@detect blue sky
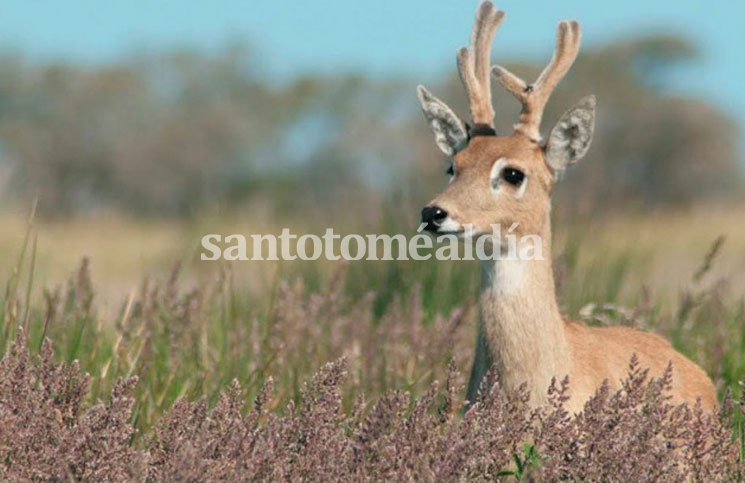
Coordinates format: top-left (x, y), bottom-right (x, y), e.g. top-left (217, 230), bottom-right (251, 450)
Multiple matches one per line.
top-left (1, 0), bottom-right (744, 138)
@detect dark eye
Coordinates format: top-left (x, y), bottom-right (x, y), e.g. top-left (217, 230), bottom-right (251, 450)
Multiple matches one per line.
top-left (501, 168), bottom-right (525, 187)
top-left (446, 165), bottom-right (454, 176)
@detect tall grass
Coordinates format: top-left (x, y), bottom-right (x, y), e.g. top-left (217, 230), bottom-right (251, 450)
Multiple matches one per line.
top-left (1, 213), bottom-right (744, 428)
top-left (0, 211), bottom-right (743, 479)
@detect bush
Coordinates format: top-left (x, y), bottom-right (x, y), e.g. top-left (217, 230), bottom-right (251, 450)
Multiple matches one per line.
top-left (0, 331), bottom-right (743, 481)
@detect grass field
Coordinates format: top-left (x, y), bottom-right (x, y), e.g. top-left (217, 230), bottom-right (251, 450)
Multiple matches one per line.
top-left (0, 206), bottom-right (743, 479)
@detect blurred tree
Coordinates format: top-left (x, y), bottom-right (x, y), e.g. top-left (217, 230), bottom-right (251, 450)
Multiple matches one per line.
top-left (422, 34), bottom-right (742, 216)
top-left (0, 33), bottom-right (740, 218)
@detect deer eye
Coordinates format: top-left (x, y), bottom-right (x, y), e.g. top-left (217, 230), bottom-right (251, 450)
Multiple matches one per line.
top-left (446, 165), bottom-right (454, 176)
top-left (501, 168), bottom-right (525, 187)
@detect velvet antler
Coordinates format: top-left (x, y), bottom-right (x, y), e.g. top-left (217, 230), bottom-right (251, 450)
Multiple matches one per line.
top-left (457, 2), bottom-right (505, 130)
top-left (492, 20), bottom-right (582, 141)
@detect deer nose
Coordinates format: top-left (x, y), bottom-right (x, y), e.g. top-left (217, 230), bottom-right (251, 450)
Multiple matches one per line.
top-left (421, 206), bottom-right (448, 232)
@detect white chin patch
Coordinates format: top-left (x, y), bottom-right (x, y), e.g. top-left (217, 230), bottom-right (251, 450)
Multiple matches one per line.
top-left (437, 217), bottom-right (462, 234)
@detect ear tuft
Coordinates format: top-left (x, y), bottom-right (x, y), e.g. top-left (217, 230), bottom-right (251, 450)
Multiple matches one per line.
top-left (544, 95), bottom-right (596, 173)
top-left (416, 85), bottom-right (469, 156)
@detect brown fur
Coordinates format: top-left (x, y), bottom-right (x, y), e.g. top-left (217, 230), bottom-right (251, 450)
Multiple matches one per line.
top-left (434, 135), bottom-right (717, 414)
top-left (565, 323), bottom-right (718, 412)
top-left (420, 3), bottom-right (717, 413)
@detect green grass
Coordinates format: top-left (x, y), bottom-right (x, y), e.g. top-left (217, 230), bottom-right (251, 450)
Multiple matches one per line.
top-left (0, 208), bottom-right (743, 436)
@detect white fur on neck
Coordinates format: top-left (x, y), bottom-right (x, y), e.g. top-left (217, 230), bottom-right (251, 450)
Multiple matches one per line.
top-left (481, 257), bottom-right (527, 296)
top-left (478, 252), bottom-right (571, 407)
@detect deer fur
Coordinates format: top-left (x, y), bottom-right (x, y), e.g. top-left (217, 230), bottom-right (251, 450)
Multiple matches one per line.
top-left (416, 2), bottom-right (717, 414)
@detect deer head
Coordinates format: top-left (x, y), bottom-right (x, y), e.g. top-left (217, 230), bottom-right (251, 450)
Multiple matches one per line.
top-left (418, 2), bottom-right (595, 242)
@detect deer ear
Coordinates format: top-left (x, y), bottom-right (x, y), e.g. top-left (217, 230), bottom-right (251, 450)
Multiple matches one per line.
top-left (417, 85), bottom-right (469, 156)
top-left (544, 95), bottom-right (596, 173)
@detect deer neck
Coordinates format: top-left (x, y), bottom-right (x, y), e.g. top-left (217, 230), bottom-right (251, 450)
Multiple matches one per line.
top-left (478, 221), bottom-right (571, 404)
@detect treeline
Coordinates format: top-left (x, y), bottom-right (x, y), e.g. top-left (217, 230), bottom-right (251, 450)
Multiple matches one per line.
top-left (0, 35), bottom-right (740, 218)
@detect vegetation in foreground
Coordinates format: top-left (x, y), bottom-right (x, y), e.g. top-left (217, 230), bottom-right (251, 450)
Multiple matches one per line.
top-left (0, 6), bottom-right (742, 479)
top-left (0, 225), bottom-right (743, 480)
top-left (2, 333), bottom-right (743, 481)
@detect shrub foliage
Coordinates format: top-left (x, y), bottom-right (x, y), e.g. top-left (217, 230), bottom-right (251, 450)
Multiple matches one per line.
top-left (0, 330), bottom-right (743, 481)
top-left (0, 235), bottom-right (743, 480)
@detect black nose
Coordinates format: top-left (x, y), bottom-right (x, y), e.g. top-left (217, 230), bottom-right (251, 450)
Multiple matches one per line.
top-left (421, 205), bottom-right (448, 232)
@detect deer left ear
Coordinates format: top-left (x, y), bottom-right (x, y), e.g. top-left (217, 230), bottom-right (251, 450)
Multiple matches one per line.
top-left (544, 95), bottom-right (596, 173)
top-left (416, 85), bottom-right (469, 156)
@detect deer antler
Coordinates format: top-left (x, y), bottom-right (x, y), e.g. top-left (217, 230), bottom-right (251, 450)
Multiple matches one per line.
top-left (492, 20), bottom-right (582, 141)
top-left (457, 2), bottom-right (505, 131)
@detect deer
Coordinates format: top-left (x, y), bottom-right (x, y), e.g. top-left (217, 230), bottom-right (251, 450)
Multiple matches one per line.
top-left (416, 1), bottom-right (717, 414)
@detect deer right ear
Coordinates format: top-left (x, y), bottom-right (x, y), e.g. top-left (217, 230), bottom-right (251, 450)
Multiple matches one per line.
top-left (544, 95), bottom-right (596, 174)
top-left (417, 85), bottom-right (469, 156)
